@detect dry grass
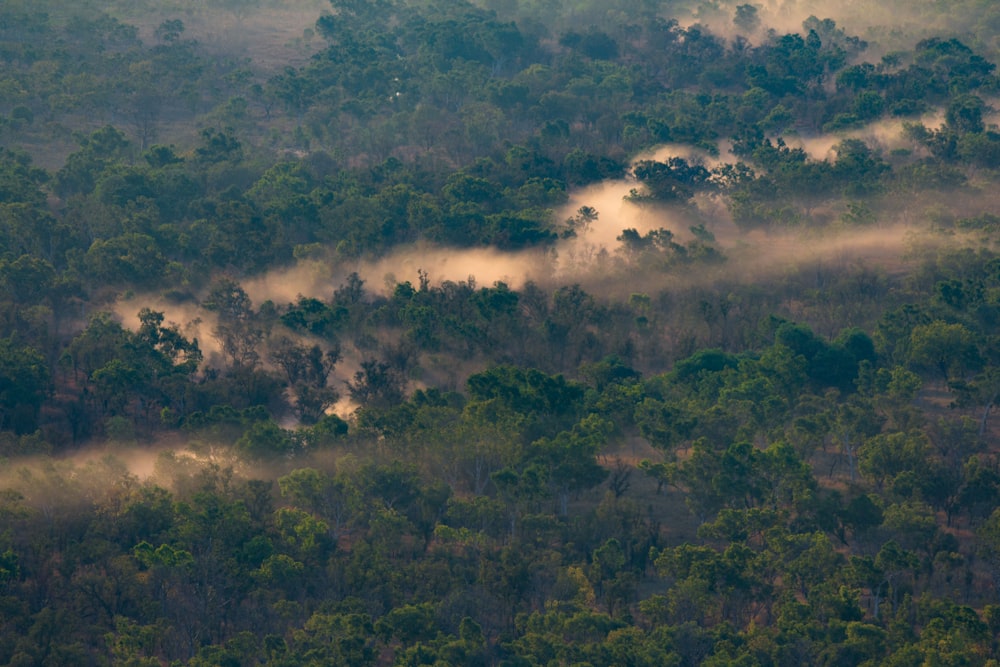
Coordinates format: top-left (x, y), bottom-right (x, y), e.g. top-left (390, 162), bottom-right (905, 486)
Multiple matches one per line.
top-left (123, 4), bottom-right (327, 73)
top-left (598, 436), bottom-right (704, 545)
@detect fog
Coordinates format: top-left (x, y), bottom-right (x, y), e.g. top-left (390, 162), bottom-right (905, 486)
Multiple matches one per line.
top-left (15, 0), bottom-right (1000, 493)
top-left (687, 0), bottom-right (978, 52)
top-left (111, 113), bottom-right (969, 337)
top-left (114, 296), bottom-right (226, 365)
top-left (1, 438), bottom-right (333, 513)
top-left (96, 0), bottom-right (1000, 433)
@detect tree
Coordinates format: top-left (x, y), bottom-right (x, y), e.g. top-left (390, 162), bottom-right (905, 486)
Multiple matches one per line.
top-left (628, 157), bottom-right (711, 204)
top-left (54, 126), bottom-right (131, 197)
top-left (946, 94), bottom-right (986, 134)
top-left (976, 508), bottom-right (1000, 596)
top-left (68, 309), bottom-right (201, 435)
top-left (288, 612), bottom-right (377, 666)
top-left (908, 321), bottom-right (980, 386)
top-left (466, 365), bottom-right (585, 440)
top-left (529, 414), bottom-right (611, 515)
top-left (832, 138), bottom-right (890, 197)
top-left (0, 337), bottom-right (48, 434)
top-left (278, 467), bottom-right (357, 541)
top-left (635, 397), bottom-right (695, 454)
top-left (270, 337), bottom-right (340, 424)
top-left (870, 540), bottom-right (918, 619)
top-left (950, 366), bottom-right (1000, 437)
top-left (235, 419), bottom-right (296, 459)
top-left (83, 233), bottom-right (169, 287)
top-left (588, 538), bottom-right (638, 617)
top-left (858, 431), bottom-right (933, 492)
top-left (202, 279), bottom-right (265, 371)
top-left (348, 358), bottom-right (406, 410)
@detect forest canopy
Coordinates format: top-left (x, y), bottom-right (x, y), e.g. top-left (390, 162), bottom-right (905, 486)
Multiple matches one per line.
top-left (3, 0), bottom-right (1000, 664)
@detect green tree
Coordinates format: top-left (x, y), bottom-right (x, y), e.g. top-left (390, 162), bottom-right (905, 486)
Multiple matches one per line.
top-left (977, 507), bottom-right (1000, 594)
top-left (289, 612), bottom-right (377, 666)
top-left (908, 320), bottom-right (981, 386)
top-left (278, 467), bottom-right (357, 541)
top-left (0, 337), bottom-right (48, 434)
top-left (529, 414), bottom-right (611, 515)
top-left (55, 126), bottom-right (131, 197)
top-left (270, 337), bottom-right (340, 424)
top-left (858, 431), bottom-right (933, 492)
top-left (202, 278), bottom-right (265, 371)
top-left (235, 419), bottom-right (296, 459)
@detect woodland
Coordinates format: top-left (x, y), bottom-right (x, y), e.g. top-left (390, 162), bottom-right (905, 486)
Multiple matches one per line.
top-left (5, 0), bottom-right (1000, 664)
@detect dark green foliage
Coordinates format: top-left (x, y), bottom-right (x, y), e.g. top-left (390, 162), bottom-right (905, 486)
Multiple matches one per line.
top-left (669, 349), bottom-right (740, 384)
top-left (4, 2), bottom-right (1000, 664)
top-left (467, 365), bottom-right (585, 442)
top-left (0, 338), bottom-right (48, 434)
top-left (775, 321), bottom-right (870, 392)
top-left (629, 157), bottom-right (713, 203)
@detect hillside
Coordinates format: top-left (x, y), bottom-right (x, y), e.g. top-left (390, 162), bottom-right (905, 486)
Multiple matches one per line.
top-left (3, 0), bottom-right (1000, 664)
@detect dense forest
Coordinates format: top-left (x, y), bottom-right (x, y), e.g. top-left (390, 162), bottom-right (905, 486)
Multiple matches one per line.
top-left (6, 0), bottom-right (1000, 664)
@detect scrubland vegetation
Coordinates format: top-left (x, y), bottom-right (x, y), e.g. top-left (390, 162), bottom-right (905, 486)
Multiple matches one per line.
top-left (5, 0), bottom-right (1000, 664)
